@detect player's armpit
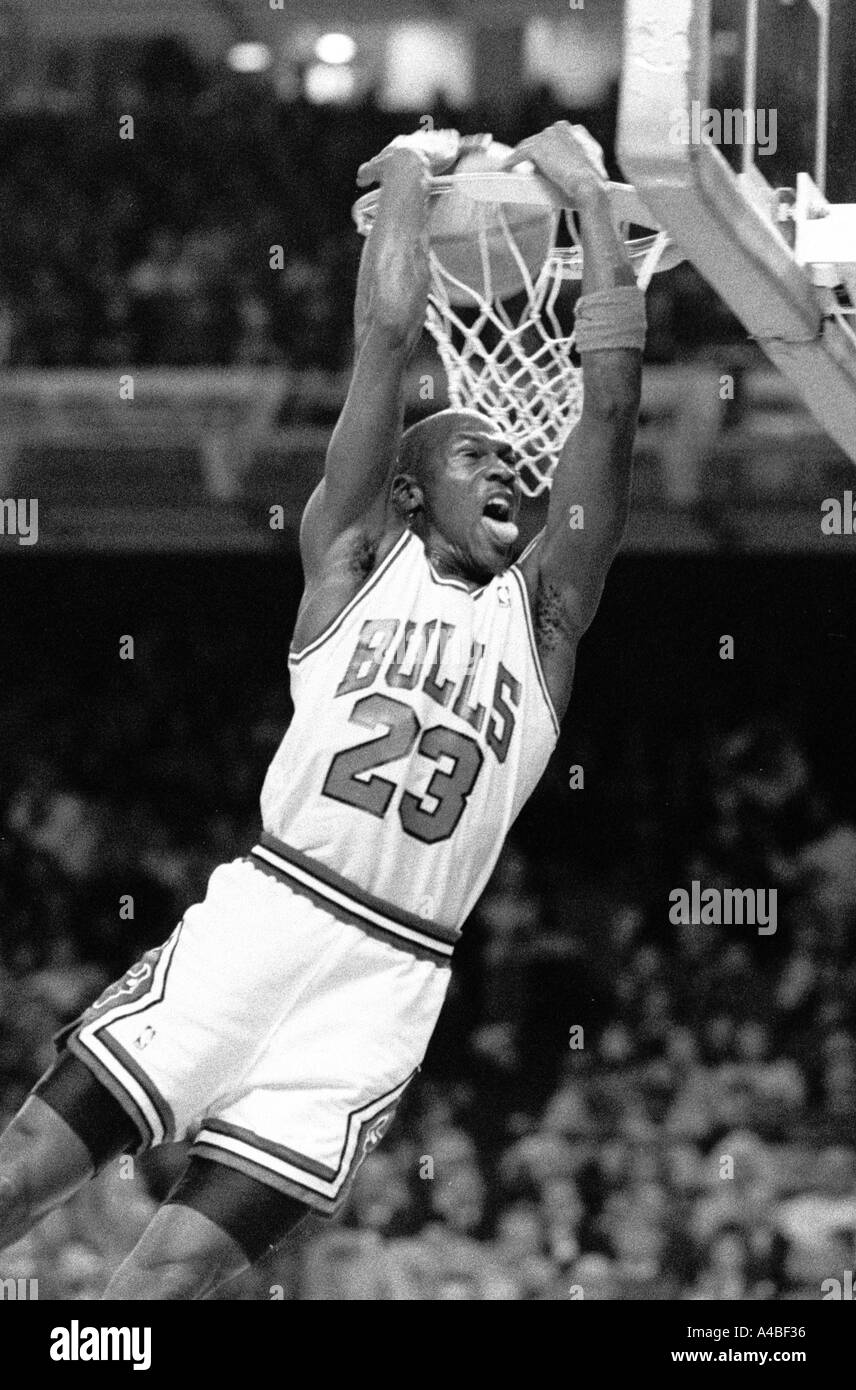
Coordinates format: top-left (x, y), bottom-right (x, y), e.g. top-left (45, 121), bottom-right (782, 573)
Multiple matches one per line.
top-left (297, 479), bottom-right (382, 581)
top-left (513, 556), bottom-right (581, 723)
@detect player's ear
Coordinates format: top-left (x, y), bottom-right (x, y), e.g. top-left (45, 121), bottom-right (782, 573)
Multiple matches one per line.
top-left (391, 473), bottom-right (424, 526)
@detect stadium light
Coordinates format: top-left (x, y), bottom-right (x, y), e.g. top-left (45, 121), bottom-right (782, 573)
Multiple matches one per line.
top-left (304, 61), bottom-right (356, 104)
top-left (314, 33), bottom-right (357, 66)
top-left (227, 43), bottom-right (272, 74)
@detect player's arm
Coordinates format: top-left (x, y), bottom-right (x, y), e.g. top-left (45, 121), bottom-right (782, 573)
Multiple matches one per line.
top-left (507, 124), bottom-right (646, 720)
top-left (299, 134), bottom-right (458, 578)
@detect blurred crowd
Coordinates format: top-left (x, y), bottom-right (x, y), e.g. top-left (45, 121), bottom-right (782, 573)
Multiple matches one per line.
top-left (0, 36), bottom-right (809, 374)
top-left (1, 608), bottom-right (855, 1300)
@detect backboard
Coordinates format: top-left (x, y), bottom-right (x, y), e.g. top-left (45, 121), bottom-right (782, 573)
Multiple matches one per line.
top-left (617, 0), bottom-right (856, 467)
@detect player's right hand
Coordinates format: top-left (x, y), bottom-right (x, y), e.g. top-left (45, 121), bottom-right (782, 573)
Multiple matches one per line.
top-left (356, 129), bottom-right (461, 188)
top-left (501, 122), bottom-right (608, 208)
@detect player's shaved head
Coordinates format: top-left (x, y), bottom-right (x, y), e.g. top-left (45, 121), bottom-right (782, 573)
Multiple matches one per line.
top-left (397, 409), bottom-right (495, 488)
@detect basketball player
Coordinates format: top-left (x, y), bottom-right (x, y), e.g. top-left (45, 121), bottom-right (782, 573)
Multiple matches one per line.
top-left (0, 123), bottom-right (646, 1299)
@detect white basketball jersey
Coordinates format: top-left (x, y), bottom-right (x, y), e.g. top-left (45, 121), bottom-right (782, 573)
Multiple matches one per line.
top-left (260, 530), bottom-right (559, 943)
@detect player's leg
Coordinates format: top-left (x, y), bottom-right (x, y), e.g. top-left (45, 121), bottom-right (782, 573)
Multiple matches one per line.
top-left (0, 1051), bottom-right (139, 1251)
top-left (101, 1157), bottom-right (309, 1300)
top-left (0, 1099), bottom-right (93, 1250)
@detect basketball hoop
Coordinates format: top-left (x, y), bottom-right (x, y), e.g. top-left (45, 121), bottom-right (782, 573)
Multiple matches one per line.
top-left (353, 163), bottom-right (681, 497)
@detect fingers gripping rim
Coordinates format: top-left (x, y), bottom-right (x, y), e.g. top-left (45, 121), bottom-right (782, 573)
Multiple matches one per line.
top-left (352, 173), bottom-right (683, 290)
top-left (353, 175), bottom-right (675, 245)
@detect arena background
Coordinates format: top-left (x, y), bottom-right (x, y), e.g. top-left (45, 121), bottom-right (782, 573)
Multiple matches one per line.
top-left (1, 0), bottom-right (855, 1300)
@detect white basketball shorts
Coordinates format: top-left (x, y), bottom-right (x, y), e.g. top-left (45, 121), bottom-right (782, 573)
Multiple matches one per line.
top-left (63, 851), bottom-right (452, 1215)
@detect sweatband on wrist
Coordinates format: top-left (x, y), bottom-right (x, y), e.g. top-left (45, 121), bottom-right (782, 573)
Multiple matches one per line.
top-left (574, 286), bottom-right (647, 353)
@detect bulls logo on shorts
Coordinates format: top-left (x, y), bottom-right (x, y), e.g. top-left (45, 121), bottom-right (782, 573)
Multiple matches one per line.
top-left (87, 940), bottom-right (170, 1017)
top-left (358, 1110), bottom-right (394, 1163)
top-left (52, 934), bottom-right (176, 1059)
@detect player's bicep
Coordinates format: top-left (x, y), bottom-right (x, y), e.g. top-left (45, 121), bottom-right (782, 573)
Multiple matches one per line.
top-left (298, 481), bottom-right (328, 573)
top-left (536, 405), bottom-right (636, 634)
top-left (320, 322), bottom-right (411, 536)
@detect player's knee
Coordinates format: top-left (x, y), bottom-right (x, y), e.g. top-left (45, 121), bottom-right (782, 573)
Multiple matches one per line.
top-left (0, 1167), bottom-right (31, 1246)
top-left (102, 1206), bottom-right (249, 1301)
top-left (0, 1169), bottom-right (22, 1215)
top-left (103, 1248), bottom-right (216, 1301)
top-left (0, 1095), bottom-right (95, 1244)
top-left (0, 1105), bottom-right (45, 1166)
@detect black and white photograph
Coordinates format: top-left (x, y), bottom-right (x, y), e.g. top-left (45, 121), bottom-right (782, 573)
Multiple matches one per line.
top-left (0, 0), bottom-right (855, 1348)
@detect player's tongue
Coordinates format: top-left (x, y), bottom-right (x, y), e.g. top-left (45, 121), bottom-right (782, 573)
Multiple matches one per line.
top-left (482, 500), bottom-right (519, 547)
top-left (482, 515), bottom-right (519, 547)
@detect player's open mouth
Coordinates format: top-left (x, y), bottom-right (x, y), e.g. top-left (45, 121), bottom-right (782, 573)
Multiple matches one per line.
top-left (482, 494), bottom-right (519, 547)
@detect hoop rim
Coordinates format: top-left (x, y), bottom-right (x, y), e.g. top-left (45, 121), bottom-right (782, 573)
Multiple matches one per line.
top-left (353, 175), bottom-right (664, 237)
top-left (548, 235), bottom-right (684, 279)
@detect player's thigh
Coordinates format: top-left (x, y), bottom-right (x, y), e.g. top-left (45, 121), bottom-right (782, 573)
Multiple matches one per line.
top-left (102, 1201), bottom-right (246, 1300)
top-left (102, 1157), bottom-right (308, 1299)
top-left (0, 1097), bottom-right (94, 1222)
top-left (31, 1049), bottom-right (138, 1172)
top-left (0, 1051), bottom-right (140, 1219)
top-left (166, 1157), bottom-right (310, 1267)
top-left (0, 1095), bottom-right (93, 1195)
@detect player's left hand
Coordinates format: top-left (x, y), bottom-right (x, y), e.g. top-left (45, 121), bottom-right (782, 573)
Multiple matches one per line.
top-left (501, 122), bottom-right (609, 207)
top-left (356, 129), bottom-right (462, 188)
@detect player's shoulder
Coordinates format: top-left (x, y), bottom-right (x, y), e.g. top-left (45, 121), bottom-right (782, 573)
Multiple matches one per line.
top-left (292, 516), bottom-right (413, 656)
top-left (299, 479), bottom-right (386, 578)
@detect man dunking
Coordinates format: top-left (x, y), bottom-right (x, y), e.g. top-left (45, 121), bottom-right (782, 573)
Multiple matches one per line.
top-left (0, 124), bottom-right (646, 1299)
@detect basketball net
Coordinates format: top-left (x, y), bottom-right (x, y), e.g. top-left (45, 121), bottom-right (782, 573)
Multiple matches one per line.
top-left (426, 211), bottom-right (672, 497)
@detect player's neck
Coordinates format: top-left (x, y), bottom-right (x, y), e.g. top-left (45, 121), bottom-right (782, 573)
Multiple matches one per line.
top-left (422, 531), bottom-right (493, 591)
